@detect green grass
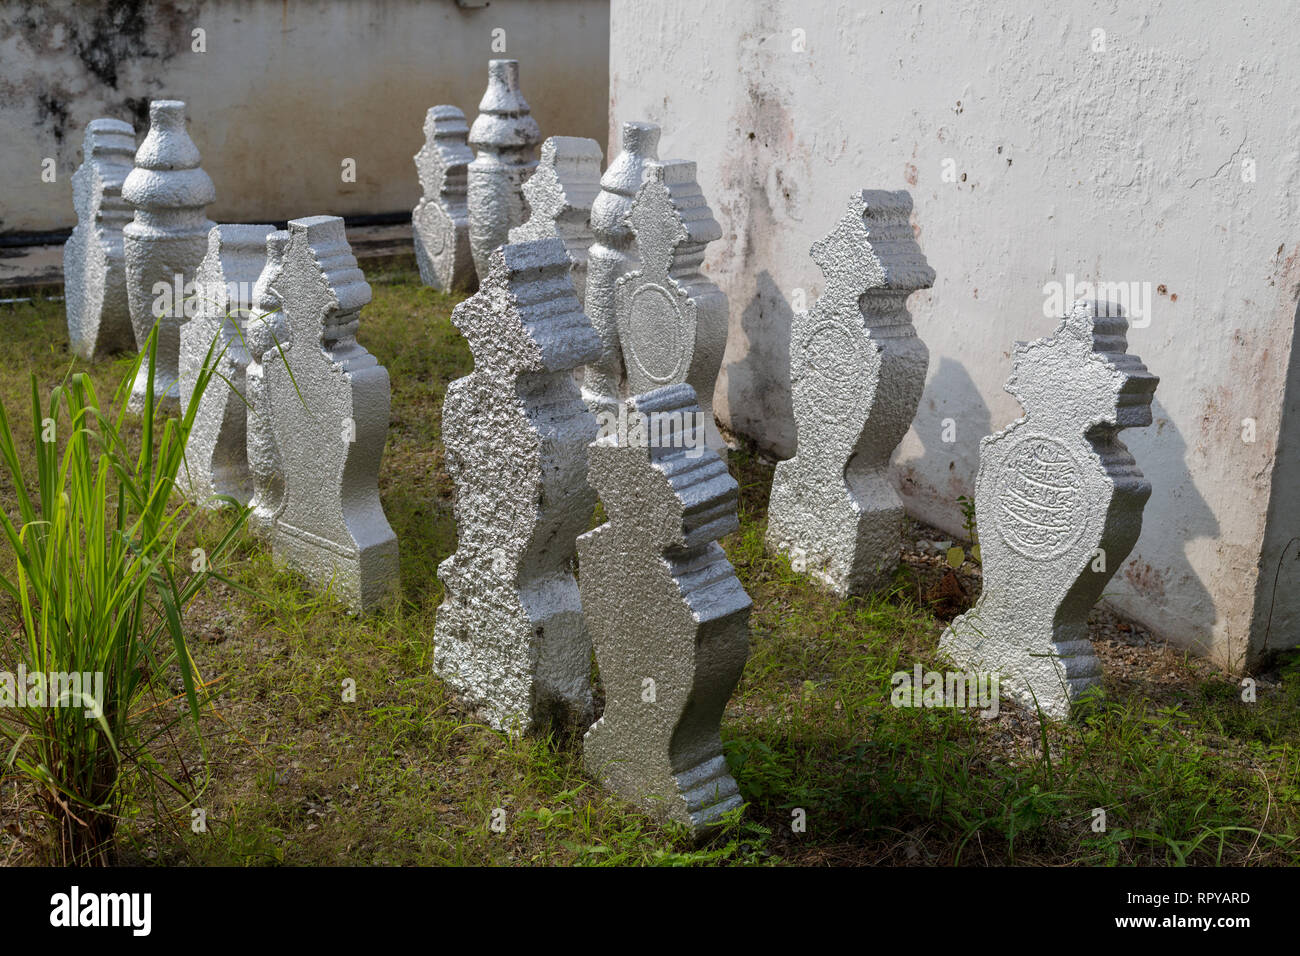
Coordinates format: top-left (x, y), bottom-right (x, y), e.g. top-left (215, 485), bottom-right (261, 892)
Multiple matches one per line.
top-left (2, 256), bottom-right (1298, 865)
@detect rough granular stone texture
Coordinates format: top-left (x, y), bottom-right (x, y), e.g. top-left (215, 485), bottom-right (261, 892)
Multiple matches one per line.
top-left (939, 300), bottom-right (1158, 719)
top-left (122, 100), bottom-right (215, 413)
top-left (64, 117), bottom-right (136, 361)
top-left (616, 160), bottom-right (727, 449)
top-left (509, 135), bottom-right (603, 304)
top-left (767, 190), bottom-right (935, 596)
top-left (412, 105), bottom-right (475, 293)
top-left (433, 238), bottom-right (603, 734)
top-left (265, 217), bottom-right (398, 613)
top-left (580, 383), bottom-right (751, 836)
top-left (581, 121), bottom-right (661, 419)
top-left (245, 230), bottom-right (290, 538)
top-left (467, 60), bottom-right (540, 282)
top-left (178, 223), bottom-right (275, 508)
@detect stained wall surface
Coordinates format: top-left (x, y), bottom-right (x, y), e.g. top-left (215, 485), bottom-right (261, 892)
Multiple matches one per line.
top-left (609, 0), bottom-right (1300, 667)
top-left (1, 0), bottom-right (609, 235)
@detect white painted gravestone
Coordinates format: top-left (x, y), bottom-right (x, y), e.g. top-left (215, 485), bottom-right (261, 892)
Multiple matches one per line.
top-left (467, 59), bottom-right (540, 281)
top-left (581, 121), bottom-right (661, 419)
top-left (767, 190), bottom-right (935, 596)
top-left (177, 224), bottom-right (275, 508)
top-left (433, 238), bottom-right (603, 733)
top-left (581, 383), bottom-right (750, 836)
top-left (64, 118), bottom-right (136, 361)
top-left (616, 160), bottom-right (727, 449)
top-left (412, 105), bottom-right (475, 293)
top-left (245, 230), bottom-right (290, 537)
top-left (508, 135), bottom-right (603, 304)
top-left (265, 217), bottom-right (398, 613)
top-left (122, 100), bottom-right (215, 412)
top-left (940, 300), bottom-right (1158, 719)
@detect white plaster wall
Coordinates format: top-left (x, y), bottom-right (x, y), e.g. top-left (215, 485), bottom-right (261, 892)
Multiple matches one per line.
top-left (0, 0), bottom-right (608, 234)
top-left (610, 0), bottom-right (1300, 667)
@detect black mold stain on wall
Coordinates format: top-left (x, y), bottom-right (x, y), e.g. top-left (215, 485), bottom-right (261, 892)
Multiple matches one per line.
top-left (35, 92), bottom-right (70, 145)
top-left (9, 0), bottom-right (187, 148)
top-left (122, 97), bottom-right (152, 132)
top-left (74, 0), bottom-right (156, 88)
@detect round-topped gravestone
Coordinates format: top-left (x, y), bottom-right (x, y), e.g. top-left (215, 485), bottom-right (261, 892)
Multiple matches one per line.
top-left (581, 120), bottom-right (661, 418)
top-left (121, 100), bottom-right (215, 412)
top-left (466, 60), bottom-right (540, 282)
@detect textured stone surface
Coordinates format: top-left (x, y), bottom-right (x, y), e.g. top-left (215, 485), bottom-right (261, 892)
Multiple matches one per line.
top-left (245, 230), bottom-right (290, 538)
top-left (580, 383), bottom-right (751, 835)
top-left (616, 159), bottom-right (727, 448)
top-left (467, 60), bottom-right (541, 281)
top-left (412, 105), bottom-right (476, 293)
top-left (767, 190), bottom-right (935, 596)
top-left (178, 223), bottom-right (275, 508)
top-left (939, 300), bottom-right (1158, 719)
top-left (433, 238), bottom-right (602, 733)
top-left (122, 100), bottom-right (216, 412)
top-left (265, 217), bottom-right (398, 613)
top-left (509, 135), bottom-right (603, 304)
top-left (63, 118), bottom-right (136, 361)
top-left (581, 120), bottom-right (661, 419)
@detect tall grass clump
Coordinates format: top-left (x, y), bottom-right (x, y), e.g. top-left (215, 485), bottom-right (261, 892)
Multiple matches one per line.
top-left (0, 329), bottom-right (245, 864)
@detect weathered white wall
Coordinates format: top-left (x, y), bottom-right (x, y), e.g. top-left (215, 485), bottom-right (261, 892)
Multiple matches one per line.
top-left (610, 0), bottom-right (1300, 668)
top-left (1, 0), bottom-right (608, 234)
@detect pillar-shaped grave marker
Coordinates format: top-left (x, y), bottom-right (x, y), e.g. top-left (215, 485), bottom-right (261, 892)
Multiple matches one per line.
top-left (245, 230), bottom-right (290, 537)
top-left (122, 100), bottom-right (215, 412)
top-left (433, 238), bottom-right (603, 734)
top-left (64, 118), bottom-right (136, 361)
top-left (580, 383), bottom-right (751, 836)
top-left (412, 105), bottom-right (475, 292)
top-left (616, 160), bottom-right (727, 449)
top-left (767, 190), bottom-right (935, 596)
top-left (265, 217), bottom-right (398, 613)
top-left (467, 59), bottom-right (540, 281)
top-left (940, 300), bottom-right (1158, 719)
top-left (582, 120), bottom-right (661, 419)
top-left (509, 135), bottom-right (603, 304)
top-left (178, 224), bottom-right (275, 508)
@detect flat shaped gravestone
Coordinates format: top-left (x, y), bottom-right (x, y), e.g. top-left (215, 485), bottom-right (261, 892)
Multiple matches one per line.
top-left (412, 105), bottom-right (476, 293)
top-left (245, 229), bottom-right (290, 537)
top-left (615, 159), bottom-right (727, 449)
top-left (940, 300), bottom-right (1158, 719)
top-left (265, 217), bottom-right (398, 613)
top-left (509, 135), bottom-right (603, 305)
top-left (767, 190), bottom-right (935, 596)
top-left (467, 59), bottom-right (541, 282)
top-left (179, 223), bottom-right (276, 508)
top-left (122, 100), bottom-right (215, 412)
top-left (434, 238), bottom-right (603, 734)
top-left (64, 117), bottom-right (136, 361)
top-left (581, 120), bottom-right (661, 419)
top-left (580, 382), bottom-right (751, 836)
